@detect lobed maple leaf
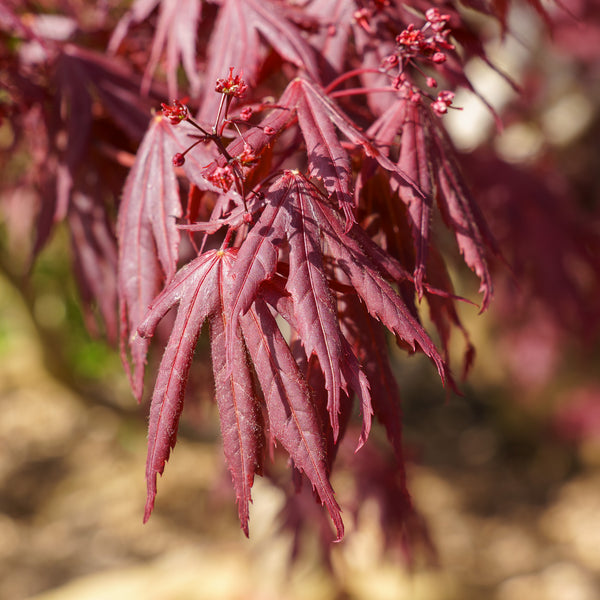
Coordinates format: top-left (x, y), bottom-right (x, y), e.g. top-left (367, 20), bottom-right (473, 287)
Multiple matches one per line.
top-left (369, 94), bottom-right (499, 310)
top-left (136, 245), bottom-right (345, 538)
top-left (68, 191), bottom-right (119, 343)
top-left (109, 0), bottom-right (203, 98)
top-left (226, 171), bottom-right (373, 441)
top-left (136, 249), bottom-right (261, 532)
top-left (198, 0), bottom-right (321, 121)
top-left (117, 1), bottom-right (501, 537)
top-left (239, 297), bottom-right (344, 540)
top-left (117, 114), bottom-right (182, 400)
top-left (133, 152), bottom-right (456, 538)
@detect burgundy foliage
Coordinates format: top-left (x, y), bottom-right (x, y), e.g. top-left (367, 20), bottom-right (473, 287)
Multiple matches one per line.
top-left (2, 0), bottom-right (599, 549)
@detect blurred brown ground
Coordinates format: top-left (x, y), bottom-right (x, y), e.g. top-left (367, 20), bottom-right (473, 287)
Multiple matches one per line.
top-left (2, 2), bottom-right (600, 598)
top-left (1, 263), bottom-right (600, 600)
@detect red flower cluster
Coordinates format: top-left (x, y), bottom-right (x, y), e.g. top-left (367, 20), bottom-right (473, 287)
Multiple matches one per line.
top-left (215, 67), bottom-right (248, 98)
top-left (380, 8), bottom-right (458, 116)
top-left (395, 8), bottom-right (454, 64)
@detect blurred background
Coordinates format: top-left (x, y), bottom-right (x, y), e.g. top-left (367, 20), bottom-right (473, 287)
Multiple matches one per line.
top-left (1, 1), bottom-right (600, 599)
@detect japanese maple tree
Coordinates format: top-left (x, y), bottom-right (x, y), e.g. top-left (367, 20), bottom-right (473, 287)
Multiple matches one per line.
top-left (2, 0), bottom-right (599, 552)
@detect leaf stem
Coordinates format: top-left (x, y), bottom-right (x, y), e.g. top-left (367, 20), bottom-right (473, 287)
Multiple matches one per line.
top-left (329, 87), bottom-right (399, 99)
top-left (325, 68), bottom-right (390, 93)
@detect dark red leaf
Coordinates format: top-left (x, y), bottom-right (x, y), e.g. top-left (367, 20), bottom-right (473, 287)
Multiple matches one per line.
top-left (226, 173), bottom-right (294, 348)
top-left (294, 80), bottom-right (355, 228)
top-left (210, 252), bottom-right (264, 536)
top-left (240, 297), bottom-right (344, 541)
top-left (314, 199), bottom-right (451, 386)
top-left (340, 293), bottom-right (406, 462)
top-left (54, 52), bottom-right (93, 220)
top-left (61, 45), bottom-right (164, 142)
top-left (137, 250), bottom-right (221, 522)
top-left (395, 103), bottom-right (433, 298)
top-left (286, 174), bottom-right (346, 438)
top-left (109, 0), bottom-right (202, 98)
top-left (118, 114), bottom-right (182, 400)
top-left (199, 0), bottom-right (320, 121)
top-left (429, 124), bottom-right (498, 311)
top-left (368, 96), bottom-right (498, 311)
top-left (68, 191), bottom-right (118, 343)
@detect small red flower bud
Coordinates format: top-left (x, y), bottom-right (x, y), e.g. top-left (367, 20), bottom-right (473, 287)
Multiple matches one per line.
top-left (354, 8), bottom-right (372, 33)
top-left (432, 52), bottom-right (446, 63)
top-left (239, 106), bottom-right (253, 121)
top-left (263, 126), bottom-right (276, 135)
top-left (426, 76), bottom-right (437, 88)
top-left (172, 153), bottom-right (185, 167)
top-left (426, 8), bottom-right (450, 27)
top-left (242, 212), bottom-right (254, 225)
top-left (410, 89), bottom-right (422, 103)
top-left (392, 73), bottom-right (407, 89)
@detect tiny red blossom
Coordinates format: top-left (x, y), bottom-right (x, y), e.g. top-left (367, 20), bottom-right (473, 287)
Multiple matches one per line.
top-left (392, 74), bottom-right (406, 89)
top-left (437, 90), bottom-right (455, 103)
top-left (237, 143), bottom-right (257, 166)
top-left (383, 54), bottom-right (399, 67)
top-left (431, 90), bottom-right (455, 115)
top-left (207, 165), bottom-right (234, 191)
top-left (410, 88), bottom-right (422, 103)
top-left (161, 100), bottom-right (189, 124)
top-left (215, 67), bottom-right (248, 98)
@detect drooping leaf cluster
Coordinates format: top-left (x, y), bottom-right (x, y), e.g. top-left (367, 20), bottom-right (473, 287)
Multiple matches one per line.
top-left (115, 1), bottom-right (492, 539)
top-left (2, 0), bottom-right (599, 547)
